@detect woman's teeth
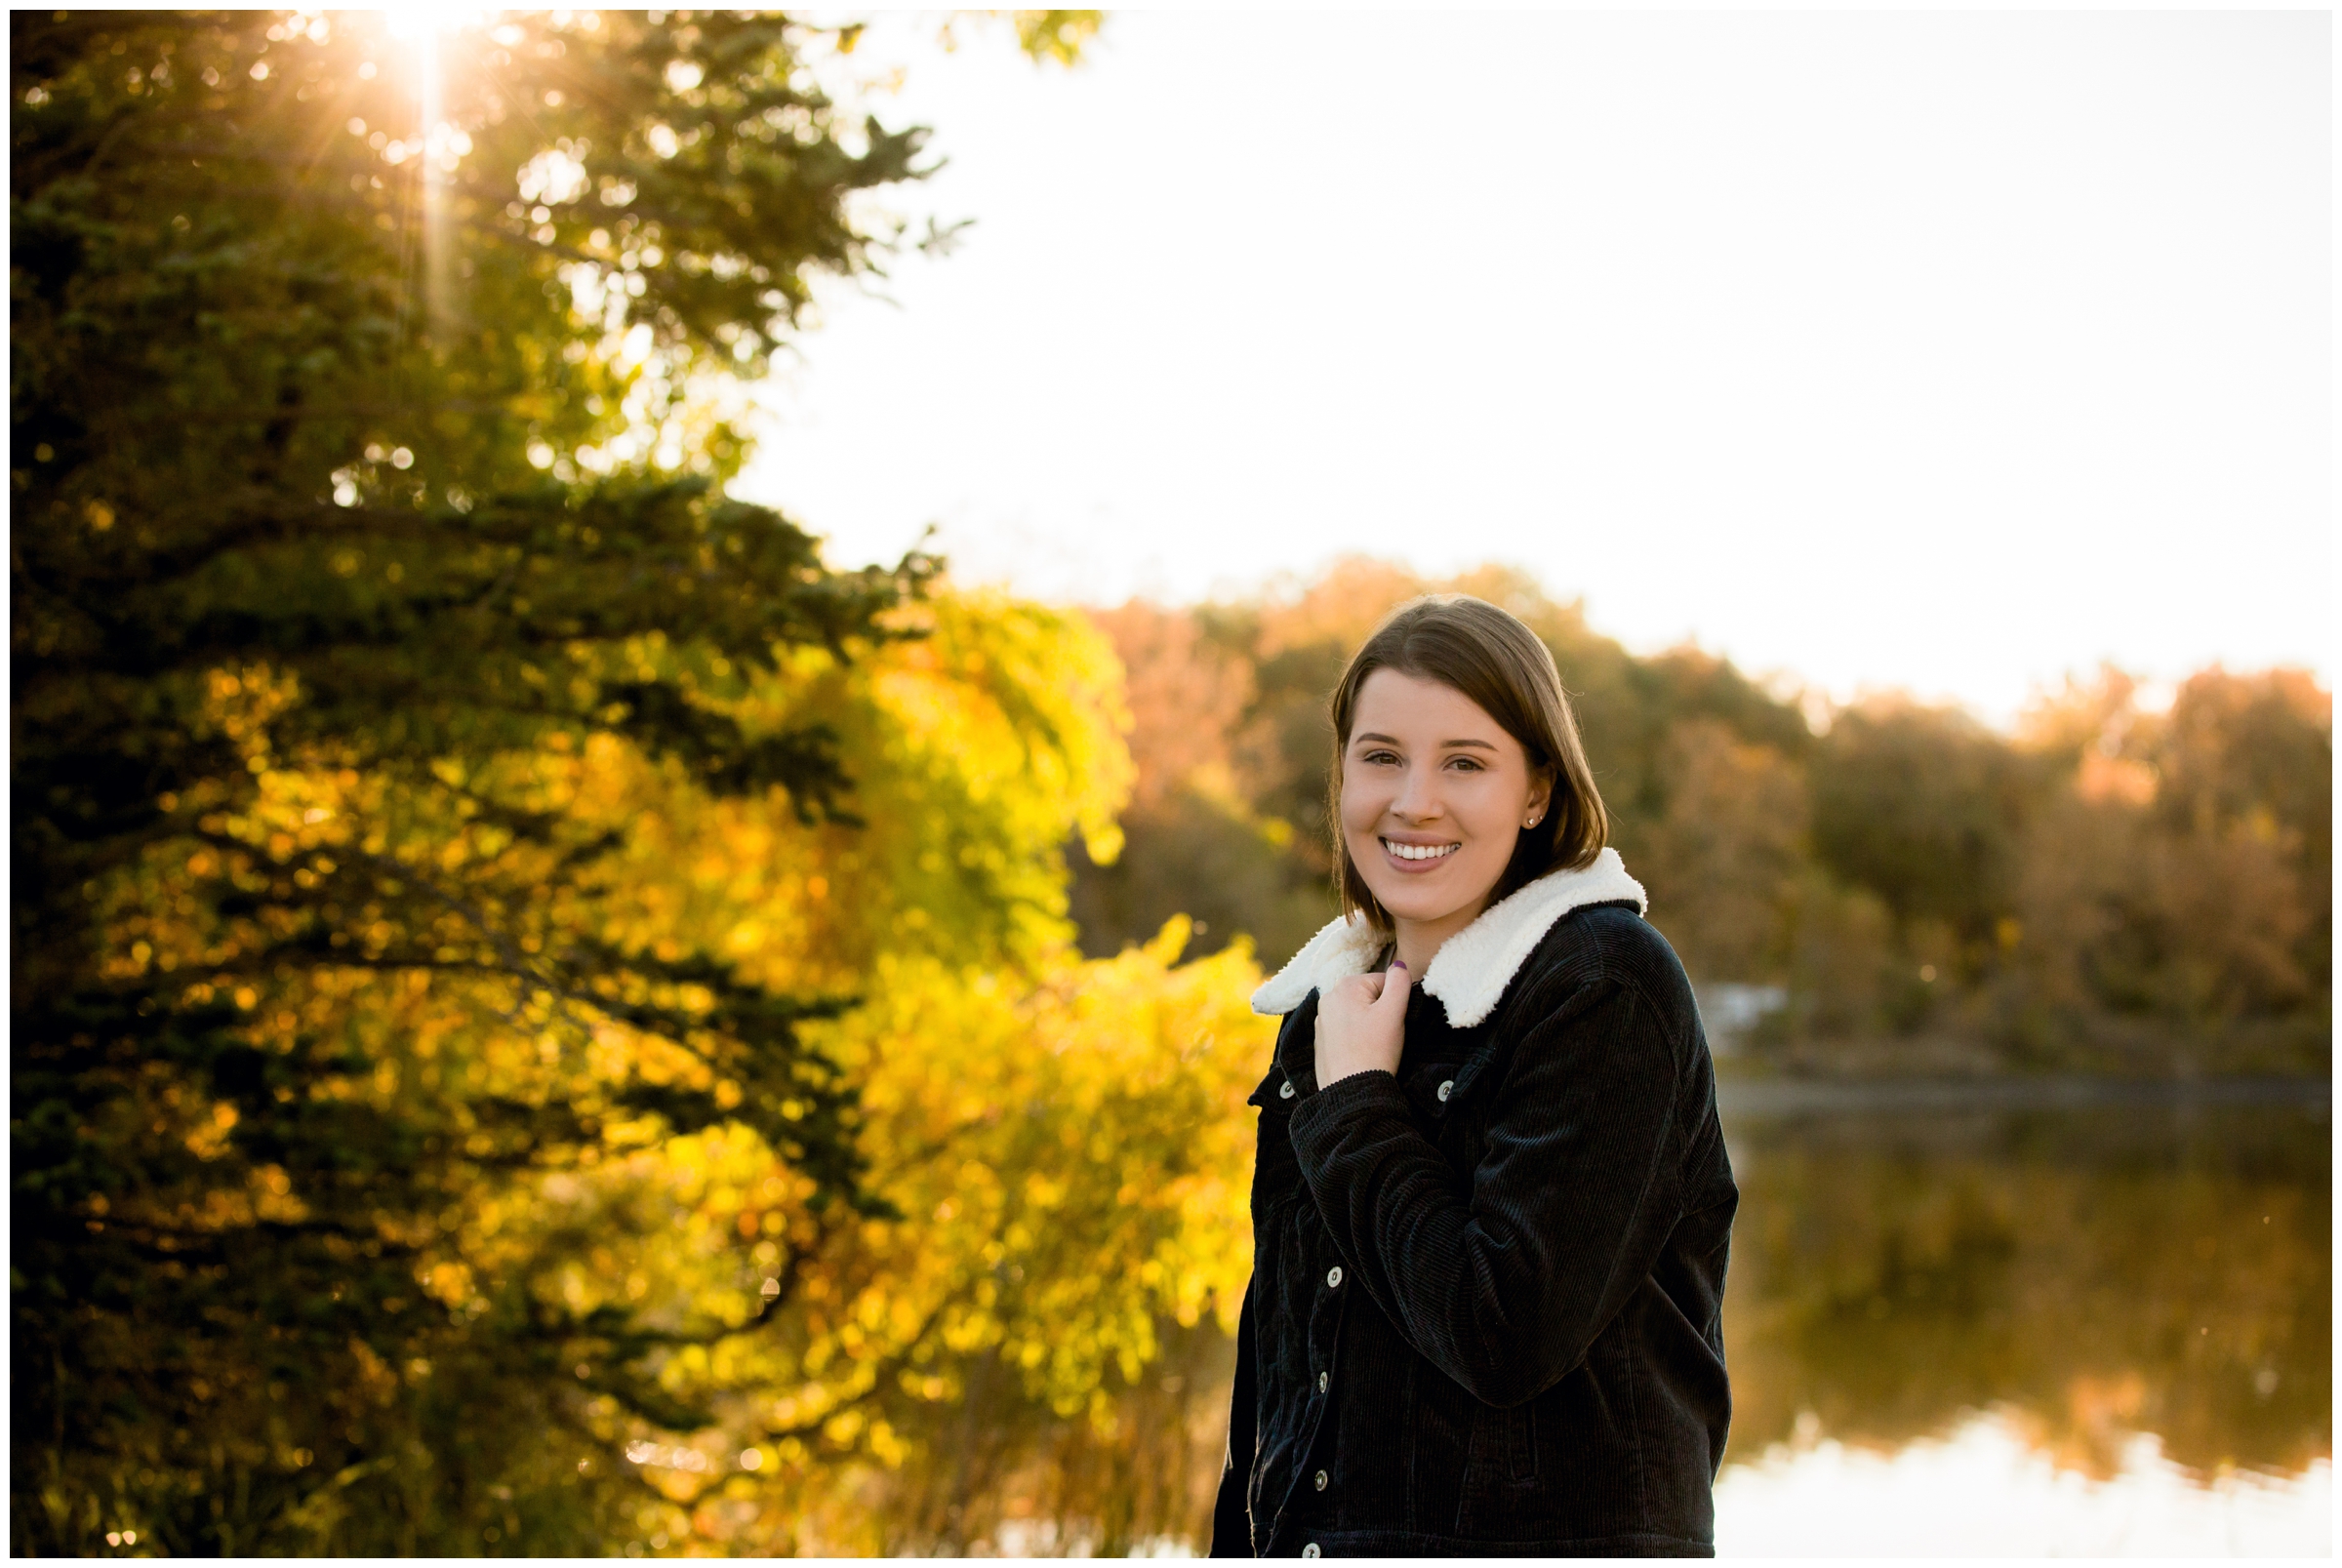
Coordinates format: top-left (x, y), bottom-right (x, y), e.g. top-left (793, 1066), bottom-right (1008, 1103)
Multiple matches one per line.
top-left (1384, 839), bottom-right (1459, 862)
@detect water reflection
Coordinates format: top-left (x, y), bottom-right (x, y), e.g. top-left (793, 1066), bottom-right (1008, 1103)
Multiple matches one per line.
top-left (1717, 1088), bottom-right (2330, 1539)
top-left (978, 1089), bottom-right (2328, 1555)
top-left (1716, 1412), bottom-right (2330, 1556)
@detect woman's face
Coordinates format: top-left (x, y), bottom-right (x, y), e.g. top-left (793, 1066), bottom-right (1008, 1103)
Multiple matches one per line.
top-left (1340, 667), bottom-right (1552, 934)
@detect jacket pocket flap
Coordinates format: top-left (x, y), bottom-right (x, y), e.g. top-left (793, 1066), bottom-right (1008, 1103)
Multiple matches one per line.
top-left (1248, 1006), bottom-right (1313, 1108)
top-left (1403, 1064), bottom-right (1469, 1117)
top-left (1246, 1061), bottom-right (1290, 1109)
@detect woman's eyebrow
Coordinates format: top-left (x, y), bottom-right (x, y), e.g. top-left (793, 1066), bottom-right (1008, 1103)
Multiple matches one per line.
top-left (1353, 732), bottom-right (1498, 750)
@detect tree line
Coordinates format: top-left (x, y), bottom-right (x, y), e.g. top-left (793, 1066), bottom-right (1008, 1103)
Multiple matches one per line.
top-left (1072, 559), bottom-right (2330, 1078)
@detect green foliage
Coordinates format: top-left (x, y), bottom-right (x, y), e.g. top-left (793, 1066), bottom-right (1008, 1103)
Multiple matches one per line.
top-left (1069, 790), bottom-right (1329, 972)
top-left (1808, 703), bottom-right (2046, 951)
top-left (2156, 668), bottom-right (2332, 975)
top-left (1996, 668), bottom-right (2332, 1064)
top-left (15, 11), bottom-right (1241, 1555)
top-left (8, 10), bottom-right (1110, 1555)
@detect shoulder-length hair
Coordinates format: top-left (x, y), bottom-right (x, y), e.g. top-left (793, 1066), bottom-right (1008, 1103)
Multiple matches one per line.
top-left (1327, 594), bottom-right (1609, 934)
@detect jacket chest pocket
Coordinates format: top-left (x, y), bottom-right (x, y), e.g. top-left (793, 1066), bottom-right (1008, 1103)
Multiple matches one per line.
top-left (1399, 1060), bottom-right (1489, 1169)
top-left (1401, 1063), bottom-right (1466, 1118)
top-left (1397, 1004), bottom-right (1496, 1123)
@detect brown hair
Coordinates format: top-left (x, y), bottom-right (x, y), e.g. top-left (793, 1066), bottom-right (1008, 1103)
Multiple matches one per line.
top-left (1327, 594), bottom-right (1609, 933)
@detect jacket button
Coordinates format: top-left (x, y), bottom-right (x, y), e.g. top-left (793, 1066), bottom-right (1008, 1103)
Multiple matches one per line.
top-left (1302, 1547), bottom-right (1321, 1559)
top-left (1318, 1371), bottom-right (1329, 1393)
top-left (1314, 1468), bottom-right (1329, 1491)
top-left (1325, 1265), bottom-right (1343, 1289)
top-left (1437, 1079), bottom-right (1454, 1103)
top-left (1279, 1080), bottom-right (1296, 1100)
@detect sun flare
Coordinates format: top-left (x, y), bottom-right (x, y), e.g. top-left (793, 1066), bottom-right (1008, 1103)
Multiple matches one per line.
top-left (381, 6), bottom-right (498, 43)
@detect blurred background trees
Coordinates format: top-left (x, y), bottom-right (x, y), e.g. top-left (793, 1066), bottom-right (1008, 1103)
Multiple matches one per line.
top-left (1071, 563), bottom-right (2331, 1078)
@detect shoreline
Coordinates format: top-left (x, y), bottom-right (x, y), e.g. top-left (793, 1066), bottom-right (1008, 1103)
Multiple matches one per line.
top-left (1716, 1073), bottom-right (2332, 1118)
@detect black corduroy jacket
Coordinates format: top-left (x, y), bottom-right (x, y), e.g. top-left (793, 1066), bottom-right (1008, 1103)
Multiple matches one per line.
top-left (1209, 849), bottom-right (1738, 1558)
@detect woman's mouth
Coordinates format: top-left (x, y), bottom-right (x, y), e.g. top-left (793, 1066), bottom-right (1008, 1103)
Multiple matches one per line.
top-left (1381, 837), bottom-right (1460, 868)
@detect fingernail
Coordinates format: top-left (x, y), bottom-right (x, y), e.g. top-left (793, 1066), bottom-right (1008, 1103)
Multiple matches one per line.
top-left (1393, 960), bottom-right (1407, 970)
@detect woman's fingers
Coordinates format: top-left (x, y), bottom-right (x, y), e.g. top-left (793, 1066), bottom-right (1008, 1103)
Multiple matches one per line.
top-left (1341, 963), bottom-right (1407, 1005)
top-left (1313, 961), bottom-right (1411, 1087)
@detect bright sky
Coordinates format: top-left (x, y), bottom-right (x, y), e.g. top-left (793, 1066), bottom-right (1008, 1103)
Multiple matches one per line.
top-left (735, 12), bottom-right (2332, 725)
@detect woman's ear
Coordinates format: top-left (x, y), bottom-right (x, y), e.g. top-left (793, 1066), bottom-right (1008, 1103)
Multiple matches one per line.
top-left (1523, 770), bottom-right (1555, 830)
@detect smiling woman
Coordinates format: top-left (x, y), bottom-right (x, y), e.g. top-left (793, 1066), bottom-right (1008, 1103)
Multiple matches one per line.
top-left (1213, 595), bottom-right (1739, 1556)
top-left (1328, 599), bottom-right (1609, 975)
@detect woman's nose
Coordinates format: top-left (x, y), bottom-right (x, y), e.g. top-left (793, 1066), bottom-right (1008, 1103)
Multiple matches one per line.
top-left (1389, 765), bottom-right (1442, 821)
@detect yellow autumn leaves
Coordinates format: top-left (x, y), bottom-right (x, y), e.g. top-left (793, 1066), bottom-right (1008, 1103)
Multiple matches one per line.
top-left (95, 582), bottom-right (1273, 1551)
top-left (820, 919), bottom-right (1264, 1408)
top-left (552, 589), bottom-right (1273, 1546)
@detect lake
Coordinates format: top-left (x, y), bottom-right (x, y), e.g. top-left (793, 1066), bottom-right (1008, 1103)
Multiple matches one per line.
top-left (961, 1080), bottom-right (2330, 1557)
top-left (1710, 1079), bottom-right (2331, 1557)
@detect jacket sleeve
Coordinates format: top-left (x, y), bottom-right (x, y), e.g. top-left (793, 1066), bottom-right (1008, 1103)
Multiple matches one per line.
top-left (1284, 977), bottom-right (1681, 1408)
top-left (1207, 1272), bottom-right (1258, 1556)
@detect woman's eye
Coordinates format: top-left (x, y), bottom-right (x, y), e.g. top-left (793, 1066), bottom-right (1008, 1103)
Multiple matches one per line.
top-left (1362, 749), bottom-right (1399, 766)
top-left (1447, 756), bottom-right (1484, 772)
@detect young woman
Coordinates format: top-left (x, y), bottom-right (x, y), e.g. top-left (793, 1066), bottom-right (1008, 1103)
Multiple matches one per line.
top-left (1209, 595), bottom-right (1737, 1558)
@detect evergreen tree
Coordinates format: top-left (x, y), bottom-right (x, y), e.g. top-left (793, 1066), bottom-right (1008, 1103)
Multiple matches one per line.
top-left (11, 11), bottom-right (945, 1550)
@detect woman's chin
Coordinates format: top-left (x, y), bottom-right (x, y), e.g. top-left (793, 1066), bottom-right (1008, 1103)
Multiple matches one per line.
top-left (1364, 877), bottom-right (1486, 930)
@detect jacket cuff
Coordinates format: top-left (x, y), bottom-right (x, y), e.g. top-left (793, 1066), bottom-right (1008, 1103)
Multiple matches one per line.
top-left (1286, 1067), bottom-right (1409, 1156)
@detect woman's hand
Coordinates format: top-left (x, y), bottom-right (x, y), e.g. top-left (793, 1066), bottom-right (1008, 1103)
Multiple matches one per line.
top-left (1313, 961), bottom-right (1411, 1088)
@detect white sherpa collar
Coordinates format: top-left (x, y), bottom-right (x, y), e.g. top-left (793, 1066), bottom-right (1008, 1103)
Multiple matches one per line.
top-left (1248, 847), bottom-right (1647, 1028)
